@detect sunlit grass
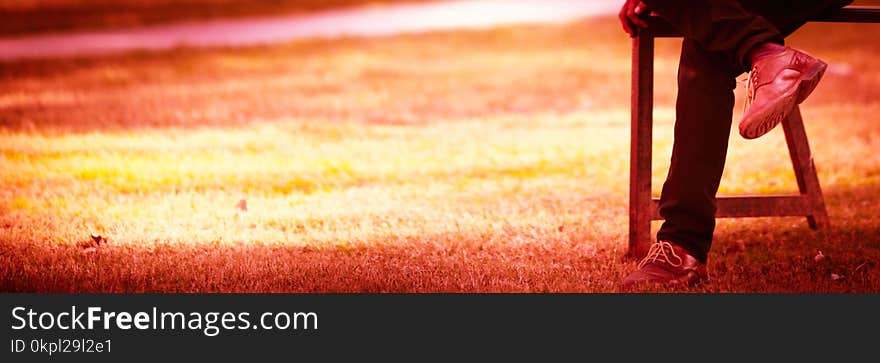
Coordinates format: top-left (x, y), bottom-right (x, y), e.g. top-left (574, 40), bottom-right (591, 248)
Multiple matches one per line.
top-left (1, 18), bottom-right (879, 292)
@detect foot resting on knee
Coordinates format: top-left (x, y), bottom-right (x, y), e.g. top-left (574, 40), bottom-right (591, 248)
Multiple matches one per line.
top-left (739, 45), bottom-right (827, 139)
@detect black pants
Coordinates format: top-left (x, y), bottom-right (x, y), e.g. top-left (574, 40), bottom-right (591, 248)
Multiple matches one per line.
top-left (639, 0), bottom-right (852, 262)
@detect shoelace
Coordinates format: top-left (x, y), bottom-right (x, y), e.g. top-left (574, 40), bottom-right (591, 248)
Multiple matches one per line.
top-left (637, 241), bottom-right (683, 269)
top-left (742, 66), bottom-right (759, 113)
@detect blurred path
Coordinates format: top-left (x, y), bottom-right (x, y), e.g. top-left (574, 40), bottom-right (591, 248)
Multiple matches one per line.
top-left (0, 0), bottom-right (617, 61)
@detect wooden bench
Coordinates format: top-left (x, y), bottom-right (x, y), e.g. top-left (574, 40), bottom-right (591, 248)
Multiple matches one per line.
top-left (628, 6), bottom-right (880, 258)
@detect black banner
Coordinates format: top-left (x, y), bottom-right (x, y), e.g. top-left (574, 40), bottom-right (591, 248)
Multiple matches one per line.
top-left (1, 294), bottom-right (878, 361)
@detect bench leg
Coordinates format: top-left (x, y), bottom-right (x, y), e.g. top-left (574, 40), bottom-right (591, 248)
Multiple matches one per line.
top-left (629, 34), bottom-right (655, 259)
top-left (782, 106), bottom-right (830, 229)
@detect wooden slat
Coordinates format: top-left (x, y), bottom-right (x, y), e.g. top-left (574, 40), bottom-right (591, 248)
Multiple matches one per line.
top-left (782, 107), bottom-right (830, 229)
top-left (628, 35), bottom-right (655, 259)
top-left (645, 6), bottom-right (880, 38)
top-left (650, 196), bottom-right (813, 220)
top-left (819, 6), bottom-right (880, 23)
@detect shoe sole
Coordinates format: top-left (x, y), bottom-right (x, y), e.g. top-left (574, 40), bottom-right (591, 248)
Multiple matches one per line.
top-left (740, 59), bottom-right (828, 139)
top-left (796, 59), bottom-right (827, 104)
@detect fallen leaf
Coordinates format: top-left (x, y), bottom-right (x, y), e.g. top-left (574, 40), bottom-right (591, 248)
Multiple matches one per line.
top-left (80, 233), bottom-right (106, 249)
top-left (831, 273), bottom-right (843, 281)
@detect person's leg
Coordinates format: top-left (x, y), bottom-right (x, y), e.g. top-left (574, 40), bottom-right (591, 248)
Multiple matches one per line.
top-left (734, 0), bottom-right (853, 139)
top-left (740, 0), bottom-right (854, 38)
top-left (639, 0), bottom-right (783, 74)
top-left (654, 39), bottom-right (738, 265)
top-left (623, 40), bottom-right (733, 287)
top-left (640, 0), bottom-right (854, 74)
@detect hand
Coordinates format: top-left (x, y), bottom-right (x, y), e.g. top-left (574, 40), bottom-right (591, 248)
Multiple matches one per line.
top-left (619, 0), bottom-right (650, 37)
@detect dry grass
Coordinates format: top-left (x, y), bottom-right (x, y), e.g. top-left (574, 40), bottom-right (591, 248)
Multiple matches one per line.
top-left (1, 17), bottom-right (879, 292)
top-left (0, 0), bottom-right (433, 35)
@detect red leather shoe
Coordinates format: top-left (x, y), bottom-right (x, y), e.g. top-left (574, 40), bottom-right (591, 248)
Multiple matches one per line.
top-left (622, 241), bottom-right (708, 288)
top-left (739, 47), bottom-right (827, 139)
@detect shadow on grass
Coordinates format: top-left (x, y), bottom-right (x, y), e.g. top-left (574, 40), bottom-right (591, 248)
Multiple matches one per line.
top-left (703, 183), bottom-right (880, 292)
top-left (0, 226), bottom-right (627, 293)
top-left (2, 183), bottom-right (878, 293)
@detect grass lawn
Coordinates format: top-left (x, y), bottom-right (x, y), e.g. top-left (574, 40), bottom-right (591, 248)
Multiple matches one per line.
top-left (0, 0), bottom-right (433, 35)
top-left (1, 17), bottom-right (879, 292)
